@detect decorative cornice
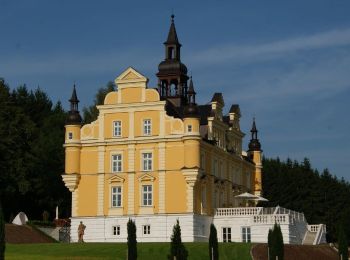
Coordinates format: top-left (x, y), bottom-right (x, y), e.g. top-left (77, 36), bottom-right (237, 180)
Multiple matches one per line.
top-left (62, 174), bottom-right (80, 192)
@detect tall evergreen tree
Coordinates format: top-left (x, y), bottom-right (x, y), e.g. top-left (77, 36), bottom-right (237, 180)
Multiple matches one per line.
top-left (337, 224), bottom-right (349, 260)
top-left (208, 223), bottom-right (219, 260)
top-left (82, 81), bottom-right (115, 123)
top-left (169, 219), bottom-right (188, 260)
top-left (268, 223), bottom-right (284, 260)
top-left (0, 203), bottom-right (5, 260)
top-left (127, 218), bottom-right (137, 260)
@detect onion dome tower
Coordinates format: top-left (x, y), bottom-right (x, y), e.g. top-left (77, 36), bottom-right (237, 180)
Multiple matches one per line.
top-left (247, 118), bottom-right (263, 196)
top-left (157, 14), bottom-right (189, 106)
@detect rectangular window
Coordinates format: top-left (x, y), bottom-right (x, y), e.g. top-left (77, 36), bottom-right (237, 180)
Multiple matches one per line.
top-left (143, 225), bottom-right (151, 235)
top-left (68, 132), bottom-right (73, 139)
top-left (242, 227), bottom-right (251, 243)
top-left (143, 119), bottom-right (151, 135)
top-left (223, 227), bottom-right (232, 242)
top-left (111, 186), bottom-right (122, 207)
top-left (113, 121), bottom-right (122, 137)
top-left (187, 125), bottom-right (192, 132)
top-left (113, 225), bottom-right (120, 236)
top-left (112, 154), bottom-right (122, 172)
top-left (142, 185), bottom-right (152, 206)
top-left (142, 153), bottom-right (152, 171)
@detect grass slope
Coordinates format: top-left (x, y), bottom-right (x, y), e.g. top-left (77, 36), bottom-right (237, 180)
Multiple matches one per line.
top-left (6, 242), bottom-right (252, 260)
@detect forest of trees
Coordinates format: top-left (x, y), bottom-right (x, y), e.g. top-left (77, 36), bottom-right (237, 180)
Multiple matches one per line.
top-left (0, 78), bottom-right (349, 243)
top-left (262, 157), bottom-right (350, 242)
top-left (0, 78), bottom-right (70, 221)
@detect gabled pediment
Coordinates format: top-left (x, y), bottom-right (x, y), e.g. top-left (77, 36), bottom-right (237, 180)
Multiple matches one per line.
top-left (115, 67), bottom-right (148, 85)
top-left (138, 173), bottom-right (156, 182)
top-left (109, 174), bottom-right (125, 183)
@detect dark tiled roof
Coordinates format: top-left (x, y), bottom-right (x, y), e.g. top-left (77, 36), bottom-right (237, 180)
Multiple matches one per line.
top-left (229, 104), bottom-right (240, 113)
top-left (211, 93), bottom-right (224, 104)
top-left (198, 105), bottom-right (212, 125)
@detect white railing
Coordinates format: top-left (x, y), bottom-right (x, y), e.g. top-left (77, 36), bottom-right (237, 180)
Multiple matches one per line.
top-left (313, 224), bottom-right (327, 245)
top-left (215, 207), bottom-right (262, 216)
top-left (252, 214), bottom-right (292, 224)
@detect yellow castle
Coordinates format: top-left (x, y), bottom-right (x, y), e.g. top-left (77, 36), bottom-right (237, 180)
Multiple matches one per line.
top-left (62, 15), bottom-right (262, 242)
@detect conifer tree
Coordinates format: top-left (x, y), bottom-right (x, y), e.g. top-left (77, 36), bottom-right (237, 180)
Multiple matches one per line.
top-left (337, 224), bottom-right (349, 260)
top-left (127, 218), bottom-right (137, 260)
top-left (208, 223), bottom-right (219, 260)
top-left (168, 219), bottom-right (188, 260)
top-left (268, 223), bottom-right (284, 260)
top-left (0, 203), bottom-right (5, 260)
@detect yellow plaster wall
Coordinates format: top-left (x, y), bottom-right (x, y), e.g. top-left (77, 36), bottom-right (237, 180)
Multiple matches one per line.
top-left (77, 175), bottom-right (98, 216)
top-left (145, 89), bottom-right (160, 102)
top-left (165, 172), bottom-right (187, 213)
top-left (104, 91), bottom-right (118, 105)
top-left (80, 148), bottom-right (98, 174)
top-left (184, 140), bottom-right (200, 168)
top-left (65, 125), bottom-right (81, 140)
top-left (65, 147), bottom-right (80, 174)
top-left (134, 111), bottom-right (160, 137)
top-left (104, 113), bottom-right (129, 139)
top-left (121, 88), bottom-right (142, 103)
top-left (165, 142), bottom-right (184, 170)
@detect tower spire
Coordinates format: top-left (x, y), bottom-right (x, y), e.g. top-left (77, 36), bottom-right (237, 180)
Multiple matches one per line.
top-left (248, 118), bottom-right (261, 151)
top-left (157, 15), bottom-right (189, 105)
top-left (66, 84), bottom-right (82, 125)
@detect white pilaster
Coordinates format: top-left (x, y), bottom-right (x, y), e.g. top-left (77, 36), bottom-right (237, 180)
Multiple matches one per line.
top-left (72, 190), bottom-right (78, 217)
top-left (129, 111), bottom-right (134, 139)
top-left (97, 146), bottom-right (105, 215)
top-left (128, 173), bottom-right (135, 215)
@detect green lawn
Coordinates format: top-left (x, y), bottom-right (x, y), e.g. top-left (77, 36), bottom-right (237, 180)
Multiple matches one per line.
top-left (5, 242), bottom-right (252, 260)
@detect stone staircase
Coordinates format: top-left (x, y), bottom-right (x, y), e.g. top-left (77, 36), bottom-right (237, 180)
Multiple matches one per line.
top-left (303, 230), bottom-right (317, 245)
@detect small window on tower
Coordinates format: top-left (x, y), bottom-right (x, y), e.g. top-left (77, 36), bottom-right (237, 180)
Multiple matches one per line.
top-left (187, 125), bottom-right (192, 132)
top-left (68, 132), bottom-right (73, 140)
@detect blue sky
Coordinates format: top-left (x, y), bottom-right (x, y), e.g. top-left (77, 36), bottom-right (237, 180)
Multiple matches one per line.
top-left (1, 1), bottom-right (350, 180)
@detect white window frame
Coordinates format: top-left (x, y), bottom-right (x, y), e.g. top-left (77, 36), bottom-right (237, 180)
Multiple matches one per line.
top-left (111, 154), bottom-right (123, 173)
top-left (111, 186), bottom-right (122, 207)
top-left (68, 132), bottom-right (73, 140)
top-left (142, 152), bottom-right (153, 171)
top-left (242, 226), bottom-right (251, 243)
top-left (143, 225), bottom-right (151, 235)
top-left (142, 184), bottom-right (153, 206)
top-left (113, 120), bottom-right (122, 137)
top-left (143, 119), bottom-right (152, 136)
top-left (222, 227), bottom-right (232, 242)
top-left (187, 125), bottom-right (192, 132)
top-left (113, 225), bottom-right (120, 236)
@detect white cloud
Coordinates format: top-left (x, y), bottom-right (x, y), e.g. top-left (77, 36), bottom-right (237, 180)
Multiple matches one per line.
top-left (188, 27), bottom-right (350, 65)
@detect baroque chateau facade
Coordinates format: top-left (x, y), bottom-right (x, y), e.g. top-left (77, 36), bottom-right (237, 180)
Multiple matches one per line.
top-left (62, 16), bottom-right (325, 244)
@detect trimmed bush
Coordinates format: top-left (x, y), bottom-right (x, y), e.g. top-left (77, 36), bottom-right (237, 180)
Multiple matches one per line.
top-left (127, 219), bottom-right (137, 260)
top-left (209, 223), bottom-right (219, 260)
